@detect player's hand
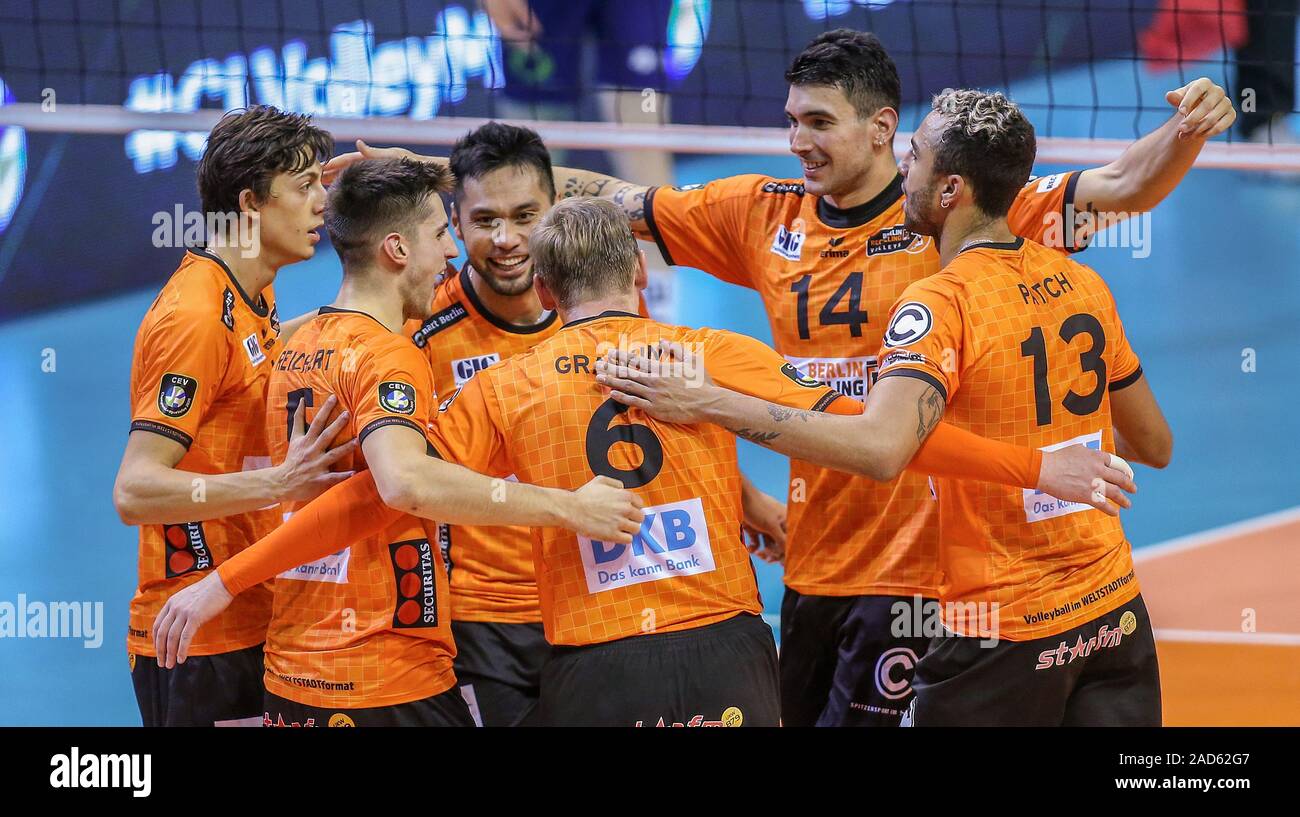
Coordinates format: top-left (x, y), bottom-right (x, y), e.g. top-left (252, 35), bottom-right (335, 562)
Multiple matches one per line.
top-left (563, 476), bottom-right (645, 543)
top-left (322, 140), bottom-right (441, 185)
top-left (151, 572), bottom-right (234, 668)
top-left (1037, 445), bottom-right (1137, 517)
top-left (482, 0), bottom-right (543, 44)
top-left (741, 486), bottom-right (786, 565)
top-left (1166, 77), bottom-right (1236, 140)
top-left (596, 340), bottom-right (718, 424)
top-left (276, 394), bottom-right (358, 503)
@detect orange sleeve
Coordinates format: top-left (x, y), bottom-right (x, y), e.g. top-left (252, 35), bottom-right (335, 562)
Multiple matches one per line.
top-left (1104, 288), bottom-right (1143, 390)
top-left (643, 175), bottom-right (768, 288)
top-left (909, 422), bottom-right (1043, 489)
top-left (425, 371), bottom-right (514, 476)
top-left (704, 329), bottom-right (854, 414)
top-left (1008, 170), bottom-right (1089, 254)
top-left (217, 471), bottom-right (404, 595)
top-left (129, 304), bottom-right (230, 449)
top-left (351, 337), bottom-right (435, 447)
top-left (874, 275), bottom-right (966, 403)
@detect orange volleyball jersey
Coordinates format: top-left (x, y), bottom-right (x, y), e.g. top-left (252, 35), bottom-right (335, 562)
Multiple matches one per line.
top-left (263, 307), bottom-right (455, 708)
top-left (405, 265), bottom-right (560, 623)
top-left (876, 237), bottom-right (1143, 640)
top-left (126, 249), bottom-right (280, 657)
top-left (425, 312), bottom-right (856, 646)
top-left (644, 170), bottom-right (1085, 597)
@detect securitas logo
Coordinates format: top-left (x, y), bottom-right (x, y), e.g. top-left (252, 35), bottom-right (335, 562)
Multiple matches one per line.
top-left (452, 352), bottom-right (500, 386)
top-left (578, 497), bottom-right (715, 593)
top-left (770, 223), bottom-right (805, 262)
top-left (389, 539), bottom-right (438, 628)
top-left (163, 522), bottom-right (210, 578)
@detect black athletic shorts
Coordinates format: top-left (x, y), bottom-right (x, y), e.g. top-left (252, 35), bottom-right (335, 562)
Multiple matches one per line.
top-left (130, 641), bottom-right (264, 727)
top-left (907, 594), bottom-right (1161, 726)
top-left (262, 686), bottom-right (475, 727)
top-left (535, 613), bottom-right (780, 727)
top-left (779, 589), bottom-right (933, 727)
top-left (452, 620), bottom-right (552, 727)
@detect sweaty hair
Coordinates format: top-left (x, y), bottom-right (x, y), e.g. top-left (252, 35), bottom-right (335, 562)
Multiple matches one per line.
top-left (449, 121), bottom-right (556, 204)
top-left (929, 89), bottom-right (1037, 218)
top-left (197, 105), bottom-right (333, 216)
top-left (325, 158), bottom-right (454, 269)
top-left (784, 28), bottom-right (902, 119)
top-left (531, 198), bottom-right (639, 309)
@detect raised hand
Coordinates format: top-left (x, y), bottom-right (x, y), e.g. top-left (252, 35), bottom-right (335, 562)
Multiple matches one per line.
top-left (1037, 444), bottom-right (1137, 517)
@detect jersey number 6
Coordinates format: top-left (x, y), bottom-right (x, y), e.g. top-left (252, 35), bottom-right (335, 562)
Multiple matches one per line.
top-left (585, 398), bottom-right (664, 489)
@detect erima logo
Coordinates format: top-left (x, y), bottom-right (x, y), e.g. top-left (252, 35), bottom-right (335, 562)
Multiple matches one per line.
top-left (452, 353), bottom-right (500, 386)
top-left (821, 235), bottom-right (850, 258)
top-left (50, 747), bottom-right (151, 798)
top-left (770, 224), bottom-right (805, 261)
top-left (883, 302), bottom-right (934, 347)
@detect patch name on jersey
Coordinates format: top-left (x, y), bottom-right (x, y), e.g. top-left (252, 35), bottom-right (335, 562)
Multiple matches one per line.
top-left (883, 302), bottom-right (934, 348)
top-left (771, 223), bottom-right (805, 261)
top-left (269, 305), bottom-right (281, 335)
top-left (761, 181), bottom-right (805, 195)
top-left (378, 381), bottom-right (416, 415)
top-left (157, 373), bottom-right (197, 418)
top-left (452, 353), bottom-right (501, 386)
top-left (578, 497), bottom-right (715, 594)
top-left (785, 356), bottom-right (875, 399)
top-left (1023, 431), bottom-right (1104, 522)
top-left (411, 303), bottom-right (470, 348)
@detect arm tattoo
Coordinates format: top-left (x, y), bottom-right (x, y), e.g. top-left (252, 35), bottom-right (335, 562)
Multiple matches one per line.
top-left (915, 386), bottom-right (944, 443)
top-left (612, 184), bottom-right (646, 223)
top-left (732, 427), bottom-right (781, 446)
top-left (561, 176), bottom-right (611, 200)
top-left (766, 404), bottom-right (814, 424)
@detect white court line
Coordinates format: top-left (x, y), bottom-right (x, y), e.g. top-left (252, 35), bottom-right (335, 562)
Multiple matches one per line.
top-left (1134, 505), bottom-right (1300, 563)
top-left (1154, 629), bottom-right (1300, 647)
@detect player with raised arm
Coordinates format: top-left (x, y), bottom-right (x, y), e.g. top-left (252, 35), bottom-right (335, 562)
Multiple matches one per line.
top-left (598, 89), bottom-right (1172, 726)
top-left (151, 159), bottom-right (642, 726)
top-left (113, 106), bottom-right (361, 727)
top-left (327, 29), bottom-right (1230, 727)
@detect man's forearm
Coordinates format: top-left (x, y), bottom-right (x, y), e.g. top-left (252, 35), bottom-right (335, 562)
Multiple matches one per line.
top-left (552, 166), bottom-right (651, 236)
top-left (394, 457), bottom-right (574, 529)
top-left (116, 461), bottom-right (285, 525)
top-left (1080, 114), bottom-right (1204, 215)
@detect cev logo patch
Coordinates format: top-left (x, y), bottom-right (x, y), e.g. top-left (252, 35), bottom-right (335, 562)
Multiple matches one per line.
top-left (577, 497), bottom-right (715, 594)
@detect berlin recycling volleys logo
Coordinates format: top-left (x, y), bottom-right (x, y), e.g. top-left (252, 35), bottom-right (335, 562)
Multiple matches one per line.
top-left (0, 77), bottom-right (26, 235)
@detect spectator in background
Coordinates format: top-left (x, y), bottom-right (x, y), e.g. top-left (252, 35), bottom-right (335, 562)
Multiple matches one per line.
top-left (1235, 0), bottom-right (1298, 143)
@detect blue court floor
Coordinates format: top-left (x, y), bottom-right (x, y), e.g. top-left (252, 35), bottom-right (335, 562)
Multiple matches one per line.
top-left (1, 56), bottom-right (1297, 724)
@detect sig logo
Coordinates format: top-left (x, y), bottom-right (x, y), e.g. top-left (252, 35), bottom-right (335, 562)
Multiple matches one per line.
top-left (378, 381), bottom-right (416, 415)
top-left (578, 497), bottom-right (715, 593)
top-left (883, 302), bottom-right (933, 348)
top-left (874, 646), bottom-right (918, 700)
top-left (451, 353), bottom-right (500, 386)
top-left (0, 78), bottom-right (25, 235)
top-left (770, 223), bottom-right (805, 262)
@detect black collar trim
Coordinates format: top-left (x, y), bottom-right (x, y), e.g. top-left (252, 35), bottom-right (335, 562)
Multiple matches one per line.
top-left (958, 236), bottom-right (1025, 254)
top-left (816, 174), bottom-right (904, 229)
top-left (192, 247), bottom-right (270, 317)
top-left (318, 304), bottom-right (387, 328)
top-left (562, 310), bottom-right (644, 329)
top-left (460, 264), bottom-right (558, 335)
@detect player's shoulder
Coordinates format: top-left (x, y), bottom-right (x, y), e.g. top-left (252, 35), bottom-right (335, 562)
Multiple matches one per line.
top-left (141, 252), bottom-right (237, 335)
top-left (677, 174), bottom-right (805, 200)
